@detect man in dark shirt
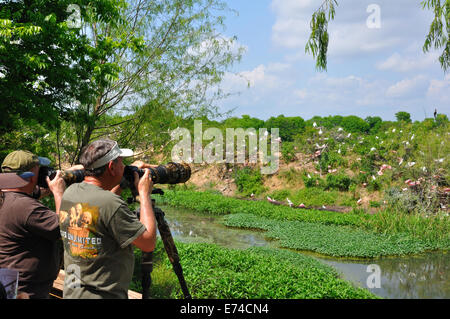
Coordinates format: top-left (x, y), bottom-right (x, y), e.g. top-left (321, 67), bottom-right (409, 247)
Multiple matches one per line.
top-left (0, 150), bottom-right (66, 298)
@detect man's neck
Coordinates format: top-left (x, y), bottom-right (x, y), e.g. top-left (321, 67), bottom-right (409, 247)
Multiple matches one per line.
top-left (83, 177), bottom-right (115, 191)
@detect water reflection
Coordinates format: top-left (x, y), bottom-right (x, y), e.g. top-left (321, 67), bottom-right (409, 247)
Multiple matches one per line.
top-left (160, 205), bottom-right (273, 250)
top-left (158, 205), bottom-right (449, 299)
top-left (315, 253), bottom-right (449, 299)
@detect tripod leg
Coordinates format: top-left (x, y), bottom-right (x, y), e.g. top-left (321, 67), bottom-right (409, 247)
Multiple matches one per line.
top-left (141, 252), bottom-right (153, 299)
top-left (154, 207), bottom-right (192, 299)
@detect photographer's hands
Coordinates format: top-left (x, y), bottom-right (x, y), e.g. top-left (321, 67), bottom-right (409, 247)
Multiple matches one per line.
top-left (136, 168), bottom-right (153, 198)
top-left (46, 170), bottom-right (66, 215)
top-left (132, 168), bottom-right (157, 252)
top-left (131, 160), bottom-right (158, 170)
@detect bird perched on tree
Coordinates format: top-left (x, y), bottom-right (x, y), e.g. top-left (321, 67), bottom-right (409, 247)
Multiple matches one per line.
top-left (434, 108), bottom-right (437, 119)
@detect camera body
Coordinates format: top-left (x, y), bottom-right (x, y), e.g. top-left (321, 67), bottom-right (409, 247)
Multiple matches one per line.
top-left (120, 162), bottom-right (191, 200)
top-left (37, 167), bottom-right (85, 189)
top-left (38, 162), bottom-right (191, 190)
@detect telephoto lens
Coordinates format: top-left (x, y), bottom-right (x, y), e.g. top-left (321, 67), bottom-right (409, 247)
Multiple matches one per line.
top-left (123, 162), bottom-right (191, 185)
top-left (37, 167), bottom-right (85, 188)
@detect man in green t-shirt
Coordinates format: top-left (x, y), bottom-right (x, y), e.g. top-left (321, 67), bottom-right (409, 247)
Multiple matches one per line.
top-left (60, 139), bottom-right (156, 299)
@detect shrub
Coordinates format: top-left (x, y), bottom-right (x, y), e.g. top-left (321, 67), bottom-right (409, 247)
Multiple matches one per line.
top-left (268, 189), bottom-right (292, 201)
top-left (302, 172), bottom-right (324, 188)
top-left (395, 111), bottom-right (412, 123)
top-left (265, 115), bottom-right (305, 142)
top-left (233, 167), bottom-right (266, 196)
top-left (368, 179), bottom-right (381, 192)
top-left (281, 142), bottom-right (297, 163)
top-left (279, 167), bottom-right (302, 185)
top-left (318, 150), bottom-right (346, 171)
top-left (325, 173), bottom-right (352, 191)
top-left (341, 115), bottom-right (370, 133)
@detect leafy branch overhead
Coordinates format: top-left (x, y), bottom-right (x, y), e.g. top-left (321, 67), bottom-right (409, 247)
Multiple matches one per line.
top-left (306, 0), bottom-right (449, 72)
top-left (305, 0), bottom-right (338, 72)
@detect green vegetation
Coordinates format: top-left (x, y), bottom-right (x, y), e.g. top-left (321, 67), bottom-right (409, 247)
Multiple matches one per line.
top-left (223, 213), bottom-right (443, 258)
top-left (155, 189), bottom-right (450, 256)
top-left (131, 241), bottom-right (377, 299)
top-left (233, 167), bottom-right (266, 197)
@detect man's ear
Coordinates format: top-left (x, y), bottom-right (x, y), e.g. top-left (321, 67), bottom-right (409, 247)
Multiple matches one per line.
top-left (30, 165), bottom-right (40, 185)
top-left (107, 161), bottom-right (116, 177)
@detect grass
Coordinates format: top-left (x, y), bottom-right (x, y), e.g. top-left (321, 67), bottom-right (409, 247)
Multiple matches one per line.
top-left (223, 213), bottom-right (441, 258)
top-left (268, 187), bottom-right (354, 207)
top-left (131, 241), bottom-right (377, 299)
top-left (154, 189), bottom-right (367, 226)
top-left (154, 189), bottom-right (450, 255)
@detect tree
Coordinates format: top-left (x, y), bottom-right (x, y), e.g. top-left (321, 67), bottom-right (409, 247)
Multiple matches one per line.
top-left (395, 111), bottom-right (412, 123)
top-left (265, 115), bottom-right (305, 142)
top-left (0, 0), bottom-right (125, 133)
top-left (365, 116), bottom-right (383, 132)
top-left (222, 115), bottom-right (265, 129)
top-left (341, 115), bottom-right (369, 133)
top-left (63, 0), bottom-right (245, 163)
top-left (306, 0), bottom-right (449, 72)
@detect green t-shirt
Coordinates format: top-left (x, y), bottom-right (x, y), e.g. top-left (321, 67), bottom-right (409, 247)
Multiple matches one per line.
top-left (59, 182), bottom-right (146, 299)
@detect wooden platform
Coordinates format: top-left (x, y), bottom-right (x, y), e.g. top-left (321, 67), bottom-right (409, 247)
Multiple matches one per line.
top-left (51, 270), bottom-right (142, 299)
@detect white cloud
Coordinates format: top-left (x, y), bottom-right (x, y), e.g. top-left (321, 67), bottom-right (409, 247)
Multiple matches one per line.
top-left (270, 0), bottom-right (434, 60)
top-left (293, 89), bottom-right (307, 100)
top-left (427, 74), bottom-right (450, 101)
top-left (377, 52), bottom-right (440, 72)
top-left (385, 75), bottom-right (428, 98)
top-left (224, 63), bottom-right (292, 90)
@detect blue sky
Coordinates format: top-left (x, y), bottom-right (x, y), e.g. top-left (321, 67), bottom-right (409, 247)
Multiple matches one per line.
top-left (215, 0), bottom-right (450, 122)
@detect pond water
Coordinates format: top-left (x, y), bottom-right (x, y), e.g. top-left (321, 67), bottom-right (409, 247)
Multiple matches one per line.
top-left (158, 205), bottom-right (450, 299)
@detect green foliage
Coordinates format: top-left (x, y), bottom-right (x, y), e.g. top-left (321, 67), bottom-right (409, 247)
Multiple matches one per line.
top-left (222, 115), bottom-right (265, 130)
top-left (395, 111), bottom-right (412, 123)
top-left (0, 0), bottom-right (125, 133)
top-left (264, 115), bottom-right (305, 142)
top-left (139, 242), bottom-right (376, 298)
top-left (435, 114), bottom-right (449, 127)
top-left (325, 173), bottom-right (352, 191)
top-left (155, 189), bottom-right (364, 226)
top-left (293, 187), bottom-right (342, 206)
top-left (365, 116), bottom-right (383, 132)
top-left (318, 150), bottom-right (346, 170)
top-left (156, 189), bottom-right (450, 247)
top-left (307, 0), bottom-right (449, 72)
top-left (224, 213), bottom-right (439, 258)
top-left (233, 167), bottom-right (266, 196)
top-left (341, 115), bottom-right (370, 133)
top-left (281, 142), bottom-right (297, 163)
top-left (305, 0), bottom-right (338, 71)
top-left (421, 0), bottom-right (450, 71)
top-left (0, 118), bottom-right (57, 163)
top-left (302, 172), bottom-right (324, 188)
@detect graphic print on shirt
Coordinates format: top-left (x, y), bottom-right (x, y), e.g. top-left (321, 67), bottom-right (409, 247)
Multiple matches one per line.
top-left (59, 203), bottom-right (101, 259)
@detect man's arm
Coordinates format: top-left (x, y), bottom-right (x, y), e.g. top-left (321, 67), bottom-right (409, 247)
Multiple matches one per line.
top-left (132, 169), bottom-right (157, 252)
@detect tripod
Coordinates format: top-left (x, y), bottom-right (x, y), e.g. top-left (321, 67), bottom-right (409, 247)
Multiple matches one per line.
top-left (137, 189), bottom-right (191, 299)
